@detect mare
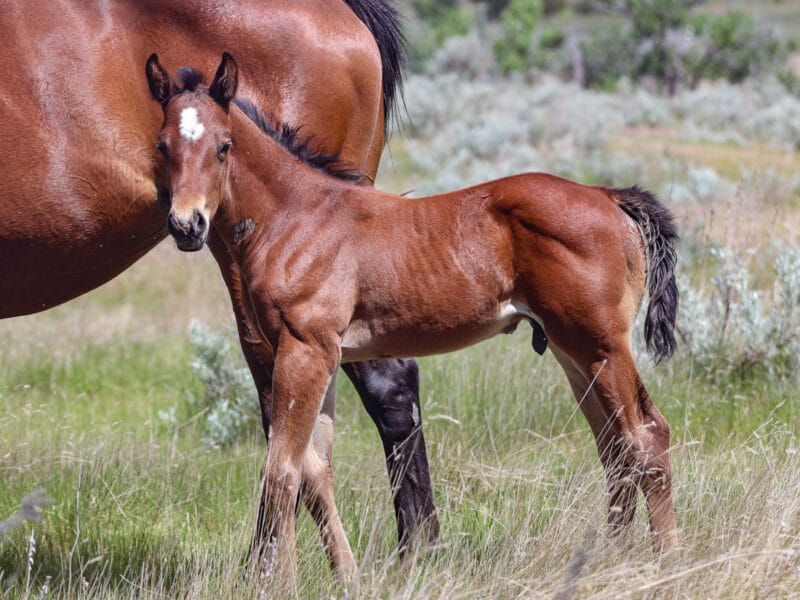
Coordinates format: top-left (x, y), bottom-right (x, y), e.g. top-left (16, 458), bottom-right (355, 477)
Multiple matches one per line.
top-left (0, 0), bottom-right (439, 557)
top-left (148, 53), bottom-right (681, 585)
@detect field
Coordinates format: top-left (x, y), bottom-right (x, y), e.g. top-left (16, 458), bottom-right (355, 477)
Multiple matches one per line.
top-left (4, 6), bottom-right (800, 599)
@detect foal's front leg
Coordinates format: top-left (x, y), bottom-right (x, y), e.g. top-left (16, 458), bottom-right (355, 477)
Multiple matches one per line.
top-left (261, 331), bottom-right (353, 589)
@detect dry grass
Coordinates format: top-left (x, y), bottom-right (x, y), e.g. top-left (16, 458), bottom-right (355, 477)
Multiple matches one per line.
top-left (2, 291), bottom-right (800, 598)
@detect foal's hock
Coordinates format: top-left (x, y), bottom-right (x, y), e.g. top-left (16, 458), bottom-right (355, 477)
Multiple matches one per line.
top-left (148, 53), bottom-right (680, 586)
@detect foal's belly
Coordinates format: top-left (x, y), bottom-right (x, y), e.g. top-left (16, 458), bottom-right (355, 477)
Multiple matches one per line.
top-left (340, 299), bottom-right (539, 363)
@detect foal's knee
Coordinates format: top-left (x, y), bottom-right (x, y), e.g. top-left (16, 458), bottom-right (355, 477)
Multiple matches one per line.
top-left (265, 456), bottom-right (302, 508)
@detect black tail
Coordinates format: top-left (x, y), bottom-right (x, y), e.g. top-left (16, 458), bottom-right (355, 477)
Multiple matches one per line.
top-left (343, 0), bottom-right (406, 130)
top-left (615, 186), bottom-right (679, 365)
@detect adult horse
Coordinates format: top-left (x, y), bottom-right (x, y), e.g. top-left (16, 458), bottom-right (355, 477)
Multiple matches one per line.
top-left (0, 0), bottom-right (438, 557)
top-left (150, 53), bottom-right (679, 586)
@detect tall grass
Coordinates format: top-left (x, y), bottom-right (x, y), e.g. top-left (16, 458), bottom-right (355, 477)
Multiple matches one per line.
top-left (3, 309), bottom-right (800, 597)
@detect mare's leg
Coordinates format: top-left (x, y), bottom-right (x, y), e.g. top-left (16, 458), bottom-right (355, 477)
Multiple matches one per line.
top-left (550, 340), bottom-right (677, 551)
top-left (207, 233), bottom-right (276, 555)
top-left (341, 359), bottom-right (440, 552)
top-left (263, 333), bottom-right (349, 589)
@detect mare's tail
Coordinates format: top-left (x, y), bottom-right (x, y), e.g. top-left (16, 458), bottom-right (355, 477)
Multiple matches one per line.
top-left (614, 186), bottom-right (679, 365)
top-left (343, 0), bottom-right (406, 129)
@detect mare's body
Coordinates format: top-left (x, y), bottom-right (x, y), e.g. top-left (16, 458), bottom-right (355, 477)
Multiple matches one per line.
top-left (0, 0), bottom-right (438, 553)
top-left (152, 57), bottom-right (680, 585)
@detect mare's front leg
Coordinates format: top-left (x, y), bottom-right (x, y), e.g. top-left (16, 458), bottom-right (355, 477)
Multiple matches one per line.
top-left (263, 330), bottom-right (352, 590)
top-left (207, 232), bottom-right (279, 559)
top-left (341, 360), bottom-right (440, 552)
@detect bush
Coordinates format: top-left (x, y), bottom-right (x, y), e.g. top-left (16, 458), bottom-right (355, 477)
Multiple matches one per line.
top-left (678, 247), bottom-right (800, 379)
top-left (166, 321), bottom-right (258, 447)
top-left (667, 165), bottom-right (737, 204)
top-left (688, 11), bottom-right (784, 85)
top-left (575, 1), bottom-right (784, 92)
top-left (406, 1), bottom-right (474, 70)
top-left (1, 490), bottom-right (53, 593)
top-left (580, 24), bottom-right (638, 90)
top-left (493, 0), bottom-right (544, 74)
top-left (426, 31), bottom-right (497, 78)
top-left (539, 27), bottom-right (566, 50)
top-left (0, 490), bottom-right (52, 539)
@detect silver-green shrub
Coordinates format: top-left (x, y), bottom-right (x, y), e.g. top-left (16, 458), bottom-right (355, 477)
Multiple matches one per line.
top-left (1, 490), bottom-right (52, 593)
top-left (388, 72), bottom-right (797, 205)
top-left (0, 490), bottom-right (52, 538)
top-left (677, 247), bottom-right (800, 378)
top-left (187, 320), bottom-right (257, 447)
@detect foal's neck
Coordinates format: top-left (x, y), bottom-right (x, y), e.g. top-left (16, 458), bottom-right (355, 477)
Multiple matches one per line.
top-left (218, 106), bottom-right (352, 246)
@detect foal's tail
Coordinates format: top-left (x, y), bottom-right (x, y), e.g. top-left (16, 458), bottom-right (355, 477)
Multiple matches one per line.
top-left (614, 186), bottom-right (679, 365)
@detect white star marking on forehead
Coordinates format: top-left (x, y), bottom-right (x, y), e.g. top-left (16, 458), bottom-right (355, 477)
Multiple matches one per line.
top-left (179, 107), bottom-right (205, 141)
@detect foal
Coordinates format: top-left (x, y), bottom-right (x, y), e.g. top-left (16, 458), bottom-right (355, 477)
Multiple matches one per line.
top-left (147, 54), bottom-right (680, 583)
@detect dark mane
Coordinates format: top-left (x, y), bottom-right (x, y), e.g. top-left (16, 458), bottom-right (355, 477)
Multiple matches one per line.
top-left (175, 67), bottom-right (204, 92)
top-left (232, 98), bottom-right (364, 183)
top-left (343, 0), bottom-right (407, 132)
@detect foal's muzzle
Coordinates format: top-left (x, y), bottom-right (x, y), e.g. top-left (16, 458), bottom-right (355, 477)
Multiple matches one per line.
top-left (168, 209), bottom-right (208, 252)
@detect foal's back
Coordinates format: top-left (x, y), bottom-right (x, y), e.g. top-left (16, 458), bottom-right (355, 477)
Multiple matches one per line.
top-left (329, 172), bottom-right (642, 360)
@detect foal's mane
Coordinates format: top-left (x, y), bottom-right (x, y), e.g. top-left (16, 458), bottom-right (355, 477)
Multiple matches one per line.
top-left (232, 98), bottom-right (364, 183)
top-left (174, 67), bottom-right (364, 183)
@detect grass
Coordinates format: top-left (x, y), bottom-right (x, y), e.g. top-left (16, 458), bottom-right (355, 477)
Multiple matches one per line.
top-left (2, 246), bottom-right (800, 598)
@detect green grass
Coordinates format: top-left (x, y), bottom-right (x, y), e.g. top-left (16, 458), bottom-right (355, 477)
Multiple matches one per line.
top-left (3, 306), bottom-right (800, 598)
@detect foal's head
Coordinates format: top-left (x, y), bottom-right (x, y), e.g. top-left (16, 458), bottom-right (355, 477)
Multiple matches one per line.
top-left (146, 52), bottom-right (238, 251)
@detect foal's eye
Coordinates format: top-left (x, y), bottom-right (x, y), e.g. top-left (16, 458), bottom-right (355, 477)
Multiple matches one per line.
top-left (155, 141), bottom-right (169, 158)
top-left (217, 140), bottom-right (233, 161)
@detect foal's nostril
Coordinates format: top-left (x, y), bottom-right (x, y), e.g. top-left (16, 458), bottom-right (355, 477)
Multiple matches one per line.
top-left (167, 212), bottom-right (188, 236)
top-left (191, 210), bottom-right (208, 236)
top-left (167, 209), bottom-right (207, 251)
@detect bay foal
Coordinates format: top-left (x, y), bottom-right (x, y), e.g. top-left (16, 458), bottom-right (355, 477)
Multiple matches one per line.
top-left (148, 54), bottom-right (680, 584)
top-left (2, 0), bottom-right (438, 556)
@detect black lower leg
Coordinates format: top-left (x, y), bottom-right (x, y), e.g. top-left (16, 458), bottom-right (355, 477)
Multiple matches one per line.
top-left (341, 359), bottom-right (439, 553)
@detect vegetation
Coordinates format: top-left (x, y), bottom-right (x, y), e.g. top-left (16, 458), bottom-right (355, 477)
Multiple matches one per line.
top-left (181, 321), bottom-right (256, 448)
top-left (1, 0), bottom-right (800, 597)
top-left (403, 0), bottom-right (792, 90)
top-left (492, 0), bottom-right (543, 74)
top-left (3, 270), bottom-right (800, 597)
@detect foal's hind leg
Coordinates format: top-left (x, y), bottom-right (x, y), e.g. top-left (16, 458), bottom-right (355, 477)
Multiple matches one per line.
top-left (551, 341), bottom-right (677, 551)
top-left (551, 348), bottom-right (639, 538)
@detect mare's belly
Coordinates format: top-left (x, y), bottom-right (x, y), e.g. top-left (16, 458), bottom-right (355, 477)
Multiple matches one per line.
top-left (0, 190), bottom-right (167, 317)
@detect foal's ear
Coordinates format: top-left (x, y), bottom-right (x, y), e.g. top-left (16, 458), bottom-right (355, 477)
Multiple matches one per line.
top-left (146, 53), bottom-right (174, 107)
top-left (209, 52), bottom-right (238, 112)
